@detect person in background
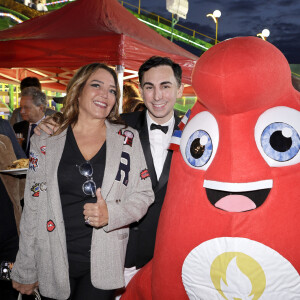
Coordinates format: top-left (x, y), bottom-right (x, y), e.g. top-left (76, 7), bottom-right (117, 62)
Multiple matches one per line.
top-left (132, 100), bottom-right (146, 112)
top-left (10, 77), bottom-right (55, 126)
top-left (122, 82), bottom-right (141, 105)
top-left (23, 0), bottom-right (32, 7)
top-left (10, 77), bottom-right (41, 126)
top-left (13, 87), bottom-right (47, 157)
top-left (0, 119), bottom-right (26, 159)
top-left (36, 0), bottom-right (48, 12)
top-left (122, 82), bottom-right (144, 113)
top-left (11, 63), bottom-right (154, 300)
top-left (122, 98), bottom-right (145, 113)
top-left (0, 119), bottom-right (26, 300)
top-left (30, 0), bottom-right (37, 10)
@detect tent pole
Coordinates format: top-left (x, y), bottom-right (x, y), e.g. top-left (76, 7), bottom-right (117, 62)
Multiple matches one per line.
top-left (116, 65), bottom-right (124, 114)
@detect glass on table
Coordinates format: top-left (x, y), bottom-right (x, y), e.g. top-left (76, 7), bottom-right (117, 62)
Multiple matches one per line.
top-left (16, 133), bottom-right (24, 146)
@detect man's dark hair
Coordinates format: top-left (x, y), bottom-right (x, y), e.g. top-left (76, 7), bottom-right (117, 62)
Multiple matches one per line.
top-left (20, 77), bottom-right (41, 91)
top-left (138, 56), bottom-right (182, 86)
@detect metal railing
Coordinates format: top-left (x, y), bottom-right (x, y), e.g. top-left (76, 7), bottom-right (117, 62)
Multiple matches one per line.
top-left (119, 1), bottom-right (216, 44)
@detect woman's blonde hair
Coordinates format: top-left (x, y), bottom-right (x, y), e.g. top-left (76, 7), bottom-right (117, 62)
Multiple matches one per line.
top-left (53, 63), bottom-right (122, 134)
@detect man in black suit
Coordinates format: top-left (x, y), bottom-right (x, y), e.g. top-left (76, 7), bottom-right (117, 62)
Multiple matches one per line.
top-left (13, 87), bottom-right (47, 157)
top-left (121, 56), bottom-right (184, 287)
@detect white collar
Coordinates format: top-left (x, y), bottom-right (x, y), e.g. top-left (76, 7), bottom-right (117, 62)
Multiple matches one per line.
top-left (30, 115), bottom-right (45, 126)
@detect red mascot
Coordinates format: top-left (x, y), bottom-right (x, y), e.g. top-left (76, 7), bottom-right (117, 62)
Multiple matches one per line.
top-left (122, 36), bottom-right (300, 299)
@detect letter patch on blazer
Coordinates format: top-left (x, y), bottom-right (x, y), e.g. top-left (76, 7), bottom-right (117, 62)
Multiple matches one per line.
top-left (140, 169), bottom-right (150, 180)
top-left (118, 129), bottom-right (134, 146)
top-left (47, 220), bottom-right (55, 232)
top-left (40, 146), bottom-right (46, 155)
top-left (116, 152), bottom-right (130, 186)
top-left (29, 151), bottom-right (38, 171)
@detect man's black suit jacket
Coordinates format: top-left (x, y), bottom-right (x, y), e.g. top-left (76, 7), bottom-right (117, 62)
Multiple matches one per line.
top-left (122, 109), bottom-right (180, 268)
top-left (13, 120), bottom-right (30, 156)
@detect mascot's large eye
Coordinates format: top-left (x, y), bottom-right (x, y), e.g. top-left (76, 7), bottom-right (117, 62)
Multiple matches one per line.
top-left (255, 107), bottom-right (300, 167)
top-left (180, 111), bottom-right (219, 170)
top-left (186, 130), bottom-right (212, 167)
top-left (261, 123), bottom-right (300, 161)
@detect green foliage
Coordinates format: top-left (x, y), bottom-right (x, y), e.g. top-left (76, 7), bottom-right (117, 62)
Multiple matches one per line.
top-left (0, 16), bottom-right (15, 29)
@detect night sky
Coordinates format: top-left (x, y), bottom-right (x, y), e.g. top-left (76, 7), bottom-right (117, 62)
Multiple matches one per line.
top-left (124, 0), bottom-right (300, 63)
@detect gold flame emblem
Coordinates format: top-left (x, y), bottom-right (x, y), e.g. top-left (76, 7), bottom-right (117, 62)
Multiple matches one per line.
top-left (210, 252), bottom-right (266, 300)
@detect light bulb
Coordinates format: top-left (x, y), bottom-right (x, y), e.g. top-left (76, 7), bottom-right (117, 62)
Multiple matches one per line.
top-left (213, 10), bottom-right (221, 18)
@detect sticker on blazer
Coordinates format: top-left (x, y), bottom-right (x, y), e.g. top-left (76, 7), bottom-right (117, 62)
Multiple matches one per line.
top-left (40, 146), bottom-right (46, 155)
top-left (47, 220), bottom-right (55, 232)
top-left (29, 151), bottom-right (38, 171)
top-left (31, 183), bottom-right (40, 197)
top-left (31, 182), bottom-right (47, 197)
top-left (118, 129), bottom-right (134, 146)
top-left (116, 152), bottom-right (130, 186)
top-left (140, 169), bottom-right (150, 180)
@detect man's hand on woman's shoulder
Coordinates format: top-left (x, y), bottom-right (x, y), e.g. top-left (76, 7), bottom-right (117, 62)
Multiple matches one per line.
top-left (34, 116), bottom-right (59, 136)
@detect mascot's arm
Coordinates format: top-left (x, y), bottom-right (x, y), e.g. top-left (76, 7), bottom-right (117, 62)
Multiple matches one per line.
top-left (121, 261), bottom-right (153, 300)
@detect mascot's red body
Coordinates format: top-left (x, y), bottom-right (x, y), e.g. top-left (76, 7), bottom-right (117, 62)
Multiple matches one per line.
top-left (122, 37), bottom-right (300, 299)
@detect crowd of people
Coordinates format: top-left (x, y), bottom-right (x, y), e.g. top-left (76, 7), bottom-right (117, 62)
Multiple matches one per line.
top-left (0, 55), bottom-right (183, 300)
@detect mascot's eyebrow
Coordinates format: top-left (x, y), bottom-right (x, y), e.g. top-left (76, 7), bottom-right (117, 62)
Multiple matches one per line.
top-left (169, 109), bottom-right (191, 151)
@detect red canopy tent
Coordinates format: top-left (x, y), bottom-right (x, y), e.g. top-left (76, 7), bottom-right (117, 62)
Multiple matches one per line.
top-left (0, 0), bottom-right (198, 92)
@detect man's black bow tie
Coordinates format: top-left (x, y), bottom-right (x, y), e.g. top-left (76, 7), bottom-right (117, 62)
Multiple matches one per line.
top-left (150, 123), bottom-right (169, 134)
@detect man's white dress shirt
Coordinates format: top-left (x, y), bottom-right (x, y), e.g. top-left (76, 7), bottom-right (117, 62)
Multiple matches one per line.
top-left (146, 111), bottom-right (174, 180)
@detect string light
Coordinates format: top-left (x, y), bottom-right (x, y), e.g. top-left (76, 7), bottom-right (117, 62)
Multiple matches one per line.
top-left (0, 13), bottom-right (23, 23)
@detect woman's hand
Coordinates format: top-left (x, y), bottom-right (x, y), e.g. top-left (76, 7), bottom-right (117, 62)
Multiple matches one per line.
top-left (12, 280), bottom-right (39, 295)
top-left (83, 188), bottom-right (109, 228)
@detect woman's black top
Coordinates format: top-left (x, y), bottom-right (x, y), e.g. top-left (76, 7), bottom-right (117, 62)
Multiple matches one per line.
top-left (58, 126), bottom-right (106, 262)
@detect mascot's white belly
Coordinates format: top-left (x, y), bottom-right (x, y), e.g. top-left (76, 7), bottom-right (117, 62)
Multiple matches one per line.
top-left (182, 238), bottom-right (300, 299)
